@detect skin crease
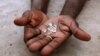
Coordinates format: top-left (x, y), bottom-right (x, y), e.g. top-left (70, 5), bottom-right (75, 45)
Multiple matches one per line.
top-left (14, 10), bottom-right (48, 42)
top-left (14, 0), bottom-right (91, 56)
top-left (14, 11), bottom-right (91, 56)
top-left (23, 0), bottom-right (50, 43)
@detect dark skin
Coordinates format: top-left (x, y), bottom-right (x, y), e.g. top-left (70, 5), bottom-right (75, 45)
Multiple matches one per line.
top-left (14, 0), bottom-right (91, 56)
top-left (31, 0), bottom-right (50, 13)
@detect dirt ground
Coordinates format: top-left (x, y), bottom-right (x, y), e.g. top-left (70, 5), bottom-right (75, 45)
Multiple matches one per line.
top-left (0, 0), bottom-right (100, 56)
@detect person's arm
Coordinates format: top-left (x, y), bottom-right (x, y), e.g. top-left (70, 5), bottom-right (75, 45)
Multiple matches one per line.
top-left (60, 0), bottom-right (91, 41)
top-left (23, 0), bottom-right (50, 42)
top-left (14, 0), bottom-right (50, 42)
top-left (31, 0), bottom-right (50, 13)
top-left (61, 0), bottom-right (87, 18)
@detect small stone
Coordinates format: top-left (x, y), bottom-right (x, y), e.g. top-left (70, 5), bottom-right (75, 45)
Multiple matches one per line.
top-left (47, 23), bottom-right (57, 33)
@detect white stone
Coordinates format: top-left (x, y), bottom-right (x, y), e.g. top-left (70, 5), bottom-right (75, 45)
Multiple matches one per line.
top-left (0, 0), bottom-right (100, 56)
top-left (47, 23), bottom-right (57, 33)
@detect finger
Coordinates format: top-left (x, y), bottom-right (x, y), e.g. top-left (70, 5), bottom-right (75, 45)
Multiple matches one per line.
top-left (26, 34), bottom-right (45, 47)
top-left (24, 25), bottom-right (41, 42)
top-left (41, 32), bottom-right (70, 56)
top-left (70, 22), bottom-right (91, 41)
top-left (14, 17), bottom-right (30, 26)
top-left (28, 35), bottom-right (51, 52)
top-left (14, 10), bottom-right (47, 27)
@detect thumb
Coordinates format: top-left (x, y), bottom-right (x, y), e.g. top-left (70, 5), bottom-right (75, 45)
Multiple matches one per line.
top-left (14, 17), bottom-right (30, 26)
top-left (14, 10), bottom-right (32, 26)
top-left (70, 22), bottom-right (91, 41)
top-left (14, 10), bottom-right (44, 26)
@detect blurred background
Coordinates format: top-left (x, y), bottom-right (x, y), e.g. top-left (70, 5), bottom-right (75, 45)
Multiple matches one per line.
top-left (0, 0), bottom-right (100, 56)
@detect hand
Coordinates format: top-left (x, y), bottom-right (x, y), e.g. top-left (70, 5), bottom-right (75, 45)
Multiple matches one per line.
top-left (14, 10), bottom-right (48, 42)
top-left (26, 15), bottom-right (91, 56)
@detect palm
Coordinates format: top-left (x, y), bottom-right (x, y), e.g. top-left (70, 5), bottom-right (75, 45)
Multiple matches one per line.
top-left (26, 16), bottom-right (91, 56)
top-left (14, 10), bottom-right (48, 42)
top-left (14, 11), bottom-right (91, 56)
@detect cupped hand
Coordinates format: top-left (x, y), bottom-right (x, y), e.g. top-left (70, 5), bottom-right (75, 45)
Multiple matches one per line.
top-left (14, 10), bottom-right (48, 42)
top-left (26, 15), bottom-right (91, 56)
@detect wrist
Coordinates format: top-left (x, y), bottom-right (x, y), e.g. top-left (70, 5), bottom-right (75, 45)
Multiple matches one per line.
top-left (61, 15), bottom-right (76, 21)
top-left (61, 0), bottom-right (87, 19)
top-left (31, 0), bottom-right (50, 13)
